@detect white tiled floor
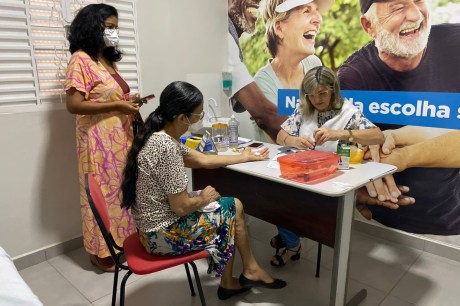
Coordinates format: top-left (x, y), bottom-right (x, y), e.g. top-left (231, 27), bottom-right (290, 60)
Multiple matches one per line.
top-left (19, 217), bottom-right (460, 306)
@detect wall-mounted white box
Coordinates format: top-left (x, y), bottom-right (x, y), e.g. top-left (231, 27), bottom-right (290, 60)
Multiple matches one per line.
top-left (186, 73), bottom-right (231, 126)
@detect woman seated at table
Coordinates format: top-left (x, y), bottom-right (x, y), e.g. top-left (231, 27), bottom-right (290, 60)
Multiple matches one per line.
top-left (121, 81), bottom-right (286, 300)
top-left (271, 66), bottom-right (384, 267)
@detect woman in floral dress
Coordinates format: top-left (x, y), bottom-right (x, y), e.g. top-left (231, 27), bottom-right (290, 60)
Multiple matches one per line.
top-left (65, 4), bottom-right (142, 272)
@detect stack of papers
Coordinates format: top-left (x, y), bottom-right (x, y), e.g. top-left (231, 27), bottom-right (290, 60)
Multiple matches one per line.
top-left (267, 152), bottom-right (287, 169)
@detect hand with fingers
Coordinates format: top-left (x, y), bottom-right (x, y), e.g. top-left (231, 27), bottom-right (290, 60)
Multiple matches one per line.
top-left (381, 130), bottom-right (397, 154)
top-left (200, 186), bottom-right (221, 206)
top-left (132, 93), bottom-right (155, 107)
top-left (116, 100), bottom-right (140, 115)
top-left (313, 127), bottom-right (339, 146)
top-left (362, 132), bottom-right (411, 202)
top-left (242, 146), bottom-right (270, 161)
top-left (355, 185), bottom-right (415, 220)
top-left (379, 148), bottom-right (410, 172)
top-left (292, 135), bottom-right (315, 150)
top-left (359, 134), bottom-right (416, 219)
top-left (365, 175), bottom-right (402, 203)
top-left (363, 131), bottom-right (397, 162)
top-left (130, 93), bottom-right (141, 102)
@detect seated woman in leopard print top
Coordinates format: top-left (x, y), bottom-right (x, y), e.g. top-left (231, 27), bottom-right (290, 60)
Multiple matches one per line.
top-left (121, 81), bottom-right (286, 300)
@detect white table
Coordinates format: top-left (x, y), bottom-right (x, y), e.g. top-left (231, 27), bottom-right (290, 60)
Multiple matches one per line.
top-left (193, 143), bottom-right (396, 305)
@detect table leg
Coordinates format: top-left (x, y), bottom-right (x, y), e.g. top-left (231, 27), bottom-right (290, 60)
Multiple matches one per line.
top-left (330, 191), bottom-right (355, 306)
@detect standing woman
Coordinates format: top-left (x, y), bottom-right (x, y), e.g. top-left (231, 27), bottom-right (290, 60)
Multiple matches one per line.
top-left (65, 4), bottom-right (141, 272)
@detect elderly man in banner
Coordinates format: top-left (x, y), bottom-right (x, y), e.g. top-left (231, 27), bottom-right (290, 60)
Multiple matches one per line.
top-left (338, 0), bottom-right (460, 243)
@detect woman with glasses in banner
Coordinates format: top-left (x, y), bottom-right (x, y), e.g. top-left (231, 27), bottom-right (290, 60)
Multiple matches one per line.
top-left (121, 81), bottom-right (287, 300)
top-left (271, 66), bottom-right (384, 266)
top-left (65, 4), bottom-right (143, 272)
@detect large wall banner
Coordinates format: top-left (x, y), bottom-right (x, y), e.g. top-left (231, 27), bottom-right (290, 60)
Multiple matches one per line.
top-left (228, 0), bottom-right (460, 246)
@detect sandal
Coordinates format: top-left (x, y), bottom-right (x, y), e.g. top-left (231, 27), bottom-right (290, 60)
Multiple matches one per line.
top-left (239, 274), bottom-right (287, 289)
top-left (270, 245), bottom-right (302, 267)
top-left (90, 254), bottom-right (116, 272)
top-left (269, 234), bottom-right (286, 254)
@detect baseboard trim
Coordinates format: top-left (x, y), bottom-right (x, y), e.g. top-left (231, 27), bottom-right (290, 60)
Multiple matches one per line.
top-left (14, 236), bottom-right (83, 271)
top-left (354, 219), bottom-right (460, 262)
top-left (13, 220), bottom-right (460, 271)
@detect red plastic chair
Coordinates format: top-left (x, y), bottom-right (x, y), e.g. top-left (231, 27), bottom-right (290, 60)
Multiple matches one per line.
top-left (84, 173), bottom-right (210, 306)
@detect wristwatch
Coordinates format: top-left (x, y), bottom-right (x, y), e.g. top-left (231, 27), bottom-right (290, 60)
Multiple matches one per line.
top-left (348, 130), bottom-right (354, 142)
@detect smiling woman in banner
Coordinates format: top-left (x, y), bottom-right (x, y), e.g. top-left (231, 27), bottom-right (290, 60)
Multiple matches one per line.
top-left (253, 0), bottom-right (333, 143)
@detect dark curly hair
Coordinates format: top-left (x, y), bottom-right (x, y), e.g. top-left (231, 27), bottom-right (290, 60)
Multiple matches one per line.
top-left (67, 4), bottom-right (122, 63)
top-left (121, 81), bottom-right (203, 210)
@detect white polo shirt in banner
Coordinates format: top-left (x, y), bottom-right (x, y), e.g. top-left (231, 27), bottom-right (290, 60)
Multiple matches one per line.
top-left (227, 17), bottom-right (252, 97)
top-left (227, 35), bottom-right (252, 96)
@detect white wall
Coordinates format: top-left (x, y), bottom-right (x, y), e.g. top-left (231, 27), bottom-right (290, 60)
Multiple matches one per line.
top-left (0, 110), bottom-right (82, 257)
top-left (0, 0), bottom-right (228, 259)
top-left (136, 0), bottom-right (228, 118)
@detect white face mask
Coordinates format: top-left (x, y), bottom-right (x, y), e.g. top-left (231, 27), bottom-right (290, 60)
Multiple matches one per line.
top-left (103, 28), bottom-right (119, 47)
top-left (186, 116), bottom-right (203, 133)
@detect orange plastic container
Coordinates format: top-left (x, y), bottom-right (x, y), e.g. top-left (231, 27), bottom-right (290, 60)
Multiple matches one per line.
top-left (278, 150), bottom-right (340, 182)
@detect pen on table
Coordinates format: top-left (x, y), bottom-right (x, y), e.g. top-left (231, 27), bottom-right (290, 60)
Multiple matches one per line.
top-left (276, 149), bottom-right (293, 156)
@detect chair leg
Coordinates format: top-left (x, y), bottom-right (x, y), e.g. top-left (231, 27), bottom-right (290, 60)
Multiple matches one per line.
top-left (189, 261), bottom-right (206, 306)
top-left (315, 243), bottom-right (322, 278)
top-left (120, 270), bottom-right (133, 306)
top-left (184, 263), bottom-right (196, 296)
top-left (111, 267), bottom-right (119, 306)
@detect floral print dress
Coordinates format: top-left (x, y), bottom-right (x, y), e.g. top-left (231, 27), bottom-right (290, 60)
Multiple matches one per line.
top-left (65, 51), bottom-right (136, 258)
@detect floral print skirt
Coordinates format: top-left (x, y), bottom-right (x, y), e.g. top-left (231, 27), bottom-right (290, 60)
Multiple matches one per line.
top-left (139, 197), bottom-right (236, 277)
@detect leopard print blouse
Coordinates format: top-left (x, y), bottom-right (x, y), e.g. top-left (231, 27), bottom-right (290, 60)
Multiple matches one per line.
top-left (132, 132), bottom-right (190, 233)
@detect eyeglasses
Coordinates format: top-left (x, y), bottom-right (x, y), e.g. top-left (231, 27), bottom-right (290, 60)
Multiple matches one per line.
top-left (189, 111), bottom-right (205, 120)
top-left (305, 89), bottom-right (331, 99)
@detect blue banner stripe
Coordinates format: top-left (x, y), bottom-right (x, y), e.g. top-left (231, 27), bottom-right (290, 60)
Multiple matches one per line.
top-left (277, 89), bottom-right (300, 116)
top-left (277, 89), bottom-right (460, 129)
